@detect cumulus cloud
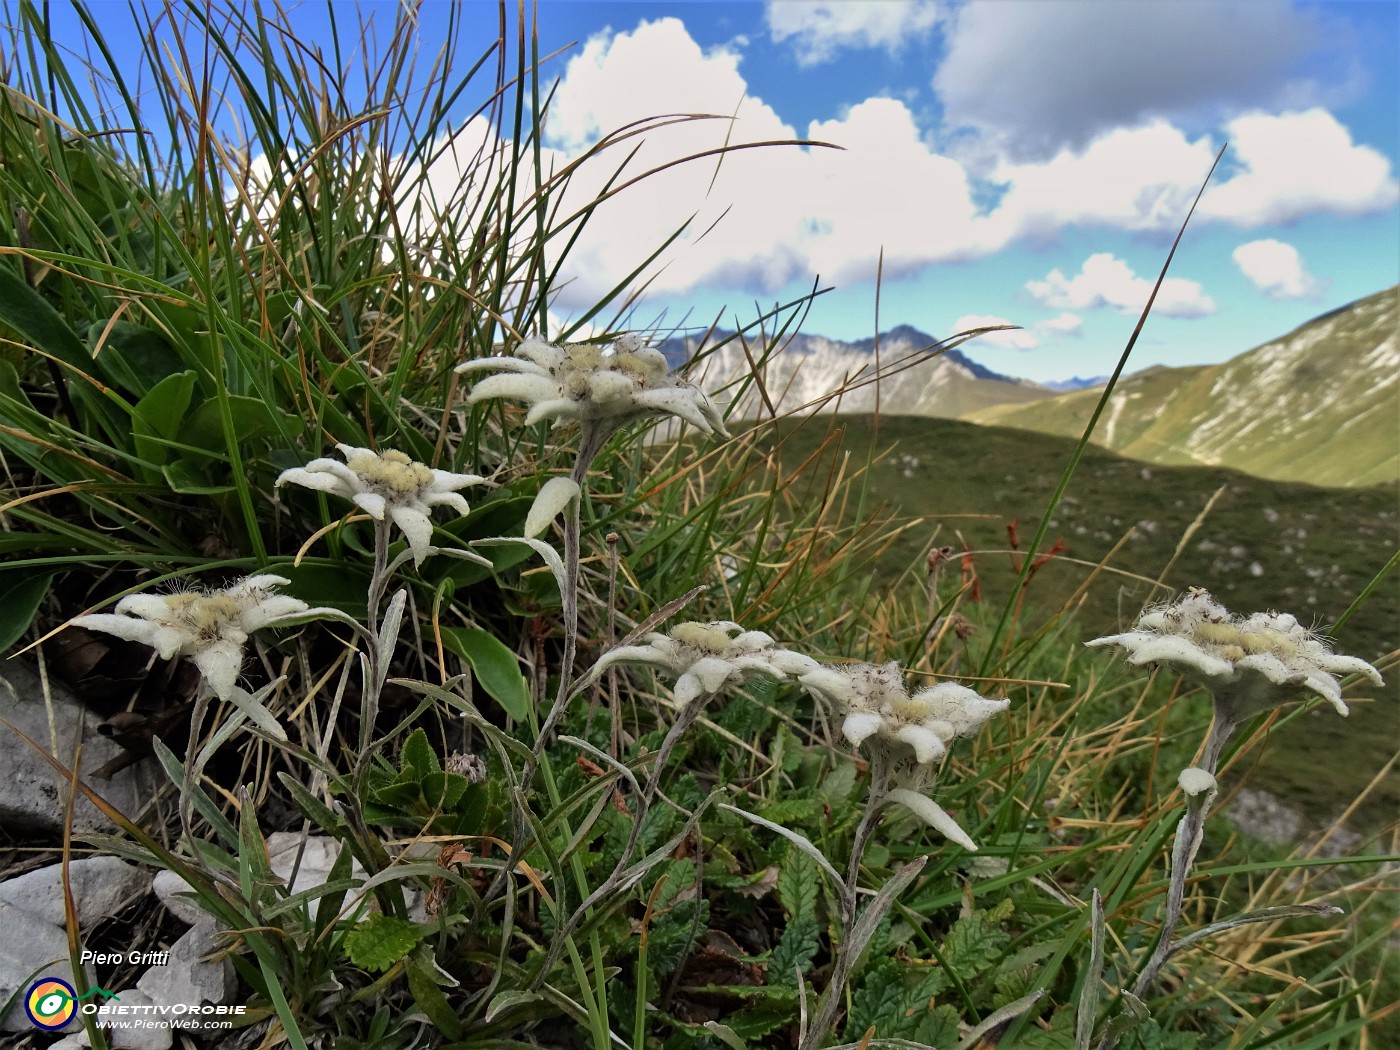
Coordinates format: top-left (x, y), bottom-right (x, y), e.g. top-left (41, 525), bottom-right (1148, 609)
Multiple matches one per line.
top-left (767, 0), bottom-right (939, 66)
top-left (1202, 109), bottom-right (1399, 225)
top-left (955, 314), bottom-right (1037, 350)
top-left (1232, 239), bottom-right (1328, 300)
top-left (1026, 254), bottom-right (1216, 319)
top-left (934, 0), bottom-right (1321, 157)
top-left (1035, 313), bottom-right (1084, 338)
top-left (397, 18), bottom-right (1392, 313)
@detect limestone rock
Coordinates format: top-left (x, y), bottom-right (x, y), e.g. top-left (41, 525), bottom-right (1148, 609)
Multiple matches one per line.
top-left (0, 662), bottom-right (152, 833)
top-left (137, 917), bottom-right (235, 1018)
top-left (0, 857), bottom-right (150, 926)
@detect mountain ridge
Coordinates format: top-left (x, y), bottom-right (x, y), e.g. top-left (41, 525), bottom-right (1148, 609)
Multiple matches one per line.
top-left (965, 285), bottom-right (1398, 488)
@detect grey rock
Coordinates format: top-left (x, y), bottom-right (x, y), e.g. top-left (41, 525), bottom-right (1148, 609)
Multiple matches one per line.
top-left (137, 917), bottom-right (234, 1016)
top-left (0, 662), bottom-right (153, 833)
top-left (0, 857), bottom-right (150, 926)
top-left (267, 832), bottom-right (366, 920)
top-left (0, 903), bottom-right (92, 1032)
top-left (107, 989), bottom-right (174, 1050)
top-left (150, 869), bottom-right (207, 926)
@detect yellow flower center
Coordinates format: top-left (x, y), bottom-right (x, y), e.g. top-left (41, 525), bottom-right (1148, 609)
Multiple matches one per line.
top-left (348, 450), bottom-right (433, 498)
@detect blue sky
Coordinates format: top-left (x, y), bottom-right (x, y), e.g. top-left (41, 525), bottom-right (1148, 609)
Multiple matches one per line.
top-left (26, 1), bottom-right (1400, 382)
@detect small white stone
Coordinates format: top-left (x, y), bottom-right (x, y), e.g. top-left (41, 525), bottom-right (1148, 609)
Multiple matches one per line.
top-left (0, 857), bottom-right (150, 926)
top-left (107, 989), bottom-right (173, 1050)
top-left (151, 869), bottom-right (206, 925)
top-left (137, 917), bottom-right (234, 1017)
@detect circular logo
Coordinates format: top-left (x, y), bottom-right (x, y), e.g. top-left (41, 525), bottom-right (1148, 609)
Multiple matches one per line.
top-left (25, 978), bottom-right (77, 1030)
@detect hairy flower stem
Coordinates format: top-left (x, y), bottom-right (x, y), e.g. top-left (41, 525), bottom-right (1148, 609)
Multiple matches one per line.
top-left (533, 689), bottom-right (714, 988)
top-left (359, 519), bottom-right (393, 755)
top-left (843, 751), bottom-right (892, 928)
top-left (530, 423), bottom-right (609, 765)
top-left (1098, 713), bottom-right (1237, 1050)
top-left (178, 685), bottom-right (213, 842)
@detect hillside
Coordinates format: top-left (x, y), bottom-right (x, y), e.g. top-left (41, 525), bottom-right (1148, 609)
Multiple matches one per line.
top-left (967, 286), bottom-right (1399, 488)
top-left (669, 324), bottom-right (1054, 420)
top-left (749, 414), bottom-right (1399, 824)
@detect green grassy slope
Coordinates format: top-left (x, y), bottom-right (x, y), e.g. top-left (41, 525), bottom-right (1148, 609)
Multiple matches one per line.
top-left (752, 414), bottom-right (1399, 824)
top-left (968, 286), bottom-right (1400, 488)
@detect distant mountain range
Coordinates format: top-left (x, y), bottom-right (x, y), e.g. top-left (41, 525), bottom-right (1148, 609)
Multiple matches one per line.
top-left (665, 324), bottom-right (1053, 420)
top-left (968, 286), bottom-right (1398, 488)
top-left (668, 286), bottom-right (1396, 489)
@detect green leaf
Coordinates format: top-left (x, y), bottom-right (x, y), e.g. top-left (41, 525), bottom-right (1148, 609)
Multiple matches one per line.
top-left (0, 568), bottom-right (58, 654)
top-left (183, 393), bottom-right (295, 452)
top-left (132, 371), bottom-right (198, 467)
top-left (0, 265), bottom-right (99, 377)
top-left (400, 728), bottom-right (441, 778)
top-left (777, 845), bottom-right (817, 924)
top-left (437, 627), bottom-right (530, 721)
top-left (92, 320), bottom-right (184, 397)
top-left (161, 459), bottom-right (237, 495)
top-left (344, 914), bottom-right (425, 973)
top-left (404, 947), bottom-right (463, 1038)
top-left (769, 917), bottom-right (820, 986)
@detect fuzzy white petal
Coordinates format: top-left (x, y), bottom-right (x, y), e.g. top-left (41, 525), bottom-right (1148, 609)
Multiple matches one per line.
top-left (895, 725), bottom-right (948, 765)
top-left (887, 788), bottom-right (979, 851)
top-left (351, 491), bottom-right (388, 520)
top-left (524, 399), bottom-right (581, 425)
top-left (193, 639), bottom-right (244, 699)
top-left (70, 613), bottom-right (162, 649)
top-left (428, 469), bottom-right (486, 493)
top-left (426, 491), bottom-right (471, 517)
top-left (1178, 767), bottom-right (1217, 797)
top-left (525, 477), bottom-right (580, 539)
top-left (467, 373), bottom-right (562, 405)
top-left (388, 505), bottom-right (435, 566)
top-left (841, 711), bottom-right (884, 748)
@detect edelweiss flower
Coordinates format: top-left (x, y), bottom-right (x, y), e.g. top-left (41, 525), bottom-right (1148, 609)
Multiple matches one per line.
top-left (456, 333), bottom-right (727, 436)
top-left (276, 445), bottom-right (484, 566)
top-left (1087, 588), bottom-right (1383, 722)
top-left (72, 576), bottom-right (310, 699)
top-left (799, 661), bottom-right (1009, 767)
top-left (594, 621), bottom-right (817, 702)
top-left (799, 662), bottom-right (1008, 851)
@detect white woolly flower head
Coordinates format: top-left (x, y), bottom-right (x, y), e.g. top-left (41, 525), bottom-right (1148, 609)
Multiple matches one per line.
top-left (594, 620), bottom-right (817, 703)
top-left (276, 444), bottom-right (485, 566)
top-left (456, 333), bottom-right (728, 437)
top-left (1087, 588), bottom-right (1383, 721)
top-left (799, 661), bottom-right (1009, 768)
top-left (71, 575), bottom-right (310, 699)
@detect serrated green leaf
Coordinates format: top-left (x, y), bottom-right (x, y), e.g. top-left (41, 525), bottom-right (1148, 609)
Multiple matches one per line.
top-left (438, 627), bottom-right (530, 721)
top-left (400, 728), bottom-right (441, 778)
top-left (777, 845), bottom-right (817, 923)
top-left (769, 917), bottom-right (819, 986)
top-left (344, 914), bottom-right (425, 973)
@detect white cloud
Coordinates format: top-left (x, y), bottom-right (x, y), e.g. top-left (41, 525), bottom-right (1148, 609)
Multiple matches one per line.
top-left (935, 0), bottom-right (1320, 157)
top-left (955, 314), bottom-right (1037, 350)
top-left (1026, 254), bottom-right (1216, 319)
top-left (400, 19), bottom-right (1391, 315)
top-left (1035, 313), bottom-right (1084, 338)
top-left (767, 0), bottom-right (939, 66)
top-left (1232, 239), bottom-right (1328, 300)
top-left (1202, 109), bottom-right (1399, 226)
top-left (988, 122), bottom-right (1217, 238)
